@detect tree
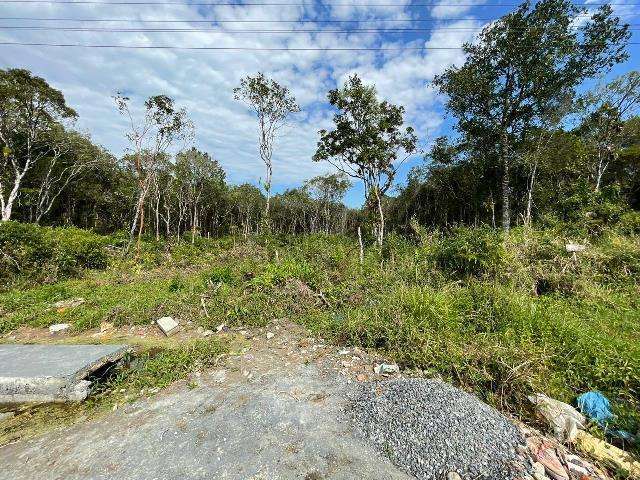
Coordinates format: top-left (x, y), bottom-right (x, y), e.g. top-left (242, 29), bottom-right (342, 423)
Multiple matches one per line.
top-left (0, 69), bottom-right (77, 221)
top-left (313, 75), bottom-right (417, 245)
top-left (234, 73), bottom-right (299, 220)
top-left (433, 0), bottom-right (630, 232)
top-left (304, 173), bottom-right (351, 234)
top-left (578, 71), bottom-right (640, 191)
top-left (174, 148), bottom-right (225, 242)
top-left (114, 93), bottom-right (193, 248)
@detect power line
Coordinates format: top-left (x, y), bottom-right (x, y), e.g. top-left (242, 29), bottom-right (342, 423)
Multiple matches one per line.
top-left (0, 41), bottom-right (468, 49)
top-left (1, 40), bottom-right (637, 49)
top-left (3, 25), bottom-right (640, 32)
top-left (0, 15), bottom-right (604, 24)
top-left (1, 0), bottom-right (636, 5)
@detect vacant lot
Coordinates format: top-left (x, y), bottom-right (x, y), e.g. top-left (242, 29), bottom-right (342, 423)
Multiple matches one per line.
top-left (1, 226), bottom-right (639, 449)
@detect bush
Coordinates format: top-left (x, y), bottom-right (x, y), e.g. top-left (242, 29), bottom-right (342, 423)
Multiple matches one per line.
top-left (0, 221), bottom-right (108, 287)
top-left (426, 227), bottom-right (506, 278)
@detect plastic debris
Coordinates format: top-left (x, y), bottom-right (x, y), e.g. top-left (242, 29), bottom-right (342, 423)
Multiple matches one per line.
top-left (576, 391), bottom-right (613, 426)
top-left (575, 430), bottom-right (640, 477)
top-left (528, 393), bottom-right (586, 442)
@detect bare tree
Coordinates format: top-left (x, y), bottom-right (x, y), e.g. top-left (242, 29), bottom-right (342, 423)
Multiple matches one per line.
top-left (579, 71), bottom-right (640, 191)
top-left (0, 69), bottom-right (77, 222)
top-left (234, 73), bottom-right (299, 220)
top-left (114, 93), bottom-right (193, 248)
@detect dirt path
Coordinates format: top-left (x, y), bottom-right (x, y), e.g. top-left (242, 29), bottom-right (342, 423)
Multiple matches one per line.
top-left (0, 321), bottom-right (412, 480)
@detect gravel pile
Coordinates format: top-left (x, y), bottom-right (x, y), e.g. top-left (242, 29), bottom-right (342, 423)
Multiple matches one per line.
top-left (349, 378), bottom-right (529, 480)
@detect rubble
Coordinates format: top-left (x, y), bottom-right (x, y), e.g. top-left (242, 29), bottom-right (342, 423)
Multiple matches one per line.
top-left (156, 317), bottom-right (180, 336)
top-left (373, 363), bottom-right (399, 375)
top-left (49, 323), bottom-right (71, 335)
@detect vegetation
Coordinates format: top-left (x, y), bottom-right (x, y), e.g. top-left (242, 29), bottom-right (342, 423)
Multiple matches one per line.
top-left (1, 226), bottom-right (638, 446)
top-left (0, 0), bottom-right (638, 459)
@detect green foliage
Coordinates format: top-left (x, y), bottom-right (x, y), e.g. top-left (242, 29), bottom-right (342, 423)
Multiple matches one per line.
top-left (425, 227), bottom-right (506, 278)
top-left (0, 222), bottom-right (108, 287)
top-left (1, 230), bottom-right (639, 441)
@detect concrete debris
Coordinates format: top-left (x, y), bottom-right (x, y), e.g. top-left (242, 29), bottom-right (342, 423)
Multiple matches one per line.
top-left (0, 411), bottom-right (14, 422)
top-left (53, 298), bottom-right (85, 311)
top-left (49, 323), bottom-right (71, 335)
top-left (0, 344), bottom-right (130, 404)
top-left (374, 363), bottom-right (399, 375)
top-left (100, 322), bottom-right (113, 333)
top-left (527, 437), bottom-right (569, 480)
top-left (528, 393), bottom-right (586, 442)
top-left (156, 317), bottom-right (180, 336)
top-left (565, 244), bottom-right (586, 253)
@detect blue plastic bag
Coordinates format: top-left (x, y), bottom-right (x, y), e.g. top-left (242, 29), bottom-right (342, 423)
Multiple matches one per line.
top-left (576, 391), bottom-right (613, 426)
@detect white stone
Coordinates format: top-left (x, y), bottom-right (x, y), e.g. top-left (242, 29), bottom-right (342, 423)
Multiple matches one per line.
top-left (202, 330), bottom-right (214, 337)
top-left (565, 243), bottom-right (586, 253)
top-left (0, 411), bottom-right (14, 422)
top-left (447, 473), bottom-right (462, 480)
top-left (156, 317), bottom-right (180, 336)
top-left (49, 323), bottom-right (71, 335)
top-left (374, 363), bottom-right (400, 375)
top-left (266, 332), bottom-right (275, 339)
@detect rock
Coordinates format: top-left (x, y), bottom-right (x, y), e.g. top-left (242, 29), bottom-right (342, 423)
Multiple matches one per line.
top-left (100, 322), bottom-right (113, 333)
top-left (49, 323), bottom-right (71, 335)
top-left (202, 330), bottom-right (214, 337)
top-left (565, 244), bottom-right (586, 253)
top-left (373, 363), bottom-right (399, 375)
top-left (156, 317), bottom-right (180, 336)
top-left (447, 473), bottom-right (462, 480)
top-left (338, 349), bottom-right (351, 355)
top-left (528, 393), bottom-right (586, 442)
top-left (0, 411), bottom-right (14, 422)
top-left (53, 297), bottom-right (85, 311)
top-left (527, 437), bottom-right (569, 480)
top-left (216, 323), bottom-right (228, 333)
top-left (266, 332), bottom-right (275, 340)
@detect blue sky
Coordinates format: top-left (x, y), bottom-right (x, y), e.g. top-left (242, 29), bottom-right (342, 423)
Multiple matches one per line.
top-left (0, 0), bottom-right (638, 207)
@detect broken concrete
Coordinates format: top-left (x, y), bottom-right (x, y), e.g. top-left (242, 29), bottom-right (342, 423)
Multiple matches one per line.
top-left (156, 316), bottom-right (180, 336)
top-left (48, 323), bottom-right (71, 335)
top-left (0, 344), bottom-right (130, 404)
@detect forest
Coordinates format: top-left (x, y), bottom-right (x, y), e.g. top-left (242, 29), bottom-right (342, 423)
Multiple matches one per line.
top-left (1, 0), bottom-right (640, 465)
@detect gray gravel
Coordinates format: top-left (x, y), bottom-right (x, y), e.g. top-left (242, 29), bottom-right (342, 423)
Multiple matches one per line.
top-left (349, 378), bottom-right (529, 480)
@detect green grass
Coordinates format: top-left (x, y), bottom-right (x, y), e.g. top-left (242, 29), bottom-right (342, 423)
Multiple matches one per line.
top-left (1, 227), bottom-right (639, 452)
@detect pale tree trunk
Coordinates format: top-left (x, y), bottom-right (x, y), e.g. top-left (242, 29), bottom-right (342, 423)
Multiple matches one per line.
top-left (1, 173), bottom-right (24, 221)
top-left (500, 130), bottom-right (511, 233)
top-left (374, 187), bottom-right (385, 247)
top-left (525, 160), bottom-right (538, 228)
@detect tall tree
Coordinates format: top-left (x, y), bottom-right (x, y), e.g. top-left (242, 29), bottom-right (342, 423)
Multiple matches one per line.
top-left (578, 71), bottom-right (640, 191)
top-left (0, 69), bottom-right (77, 221)
top-left (314, 75), bottom-right (417, 245)
top-left (433, 0), bottom-right (629, 232)
top-left (234, 73), bottom-right (299, 220)
top-left (114, 93), bottom-right (193, 247)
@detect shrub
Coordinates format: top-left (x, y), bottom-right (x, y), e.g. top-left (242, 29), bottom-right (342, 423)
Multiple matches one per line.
top-left (426, 227), bottom-right (506, 279)
top-left (0, 221), bottom-right (108, 287)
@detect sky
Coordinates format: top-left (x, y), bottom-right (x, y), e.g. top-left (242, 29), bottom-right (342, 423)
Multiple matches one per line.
top-left (0, 0), bottom-right (638, 207)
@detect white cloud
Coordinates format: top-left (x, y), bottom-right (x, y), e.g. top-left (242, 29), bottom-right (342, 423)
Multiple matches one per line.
top-left (0, 1), bottom-right (486, 204)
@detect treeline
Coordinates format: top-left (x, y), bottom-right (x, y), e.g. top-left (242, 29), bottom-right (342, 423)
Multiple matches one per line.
top-left (1, 0), bottom-right (639, 242)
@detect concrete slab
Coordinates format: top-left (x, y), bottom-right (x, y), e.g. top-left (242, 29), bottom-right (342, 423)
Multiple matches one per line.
top-left (0, 344), bottom-right (130, 404)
